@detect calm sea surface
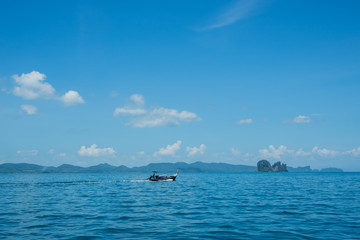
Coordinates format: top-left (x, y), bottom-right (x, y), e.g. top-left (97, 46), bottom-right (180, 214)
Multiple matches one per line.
top-left (0, 172), bottom-right (359, 239)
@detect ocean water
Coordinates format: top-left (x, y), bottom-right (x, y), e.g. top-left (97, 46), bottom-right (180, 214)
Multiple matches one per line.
top-left (0, 172), bottom-right (359, 239)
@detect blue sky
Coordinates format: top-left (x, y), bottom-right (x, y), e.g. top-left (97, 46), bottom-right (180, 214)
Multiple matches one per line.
top-left (1, 0), bottom-right (360, 170)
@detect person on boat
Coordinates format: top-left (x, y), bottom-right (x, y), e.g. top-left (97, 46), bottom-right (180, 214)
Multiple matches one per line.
top-left (150, 171), bottom-right (158, 181)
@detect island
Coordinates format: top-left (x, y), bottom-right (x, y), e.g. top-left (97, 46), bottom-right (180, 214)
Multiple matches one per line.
top-left (257, 160), bottom-right (288, 172)
top-left (0, 161), bottom-right (344, 173)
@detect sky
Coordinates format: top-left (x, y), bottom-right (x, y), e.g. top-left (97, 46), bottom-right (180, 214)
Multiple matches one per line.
top-left (0, 0), bottom-right (360, 170)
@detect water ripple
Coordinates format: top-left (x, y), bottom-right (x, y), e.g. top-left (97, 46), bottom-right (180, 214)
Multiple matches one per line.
top-left (0, 172), bottom-right (360, 239)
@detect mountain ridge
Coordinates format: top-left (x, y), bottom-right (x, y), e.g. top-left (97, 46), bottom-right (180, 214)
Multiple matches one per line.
top-left (0, 161), bottom-right (344, 173)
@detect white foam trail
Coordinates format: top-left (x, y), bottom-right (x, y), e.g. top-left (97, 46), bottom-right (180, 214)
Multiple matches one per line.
top-left (126, 180), bottom-right (149, 183)
top-left (125, 179), bottom-right (175, 183)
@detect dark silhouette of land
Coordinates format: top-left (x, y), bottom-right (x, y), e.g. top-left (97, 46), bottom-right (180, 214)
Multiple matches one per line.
top-left (0, 161), bottom-right (343, 173)
top-left (257, 160), bottom-right (288, 172)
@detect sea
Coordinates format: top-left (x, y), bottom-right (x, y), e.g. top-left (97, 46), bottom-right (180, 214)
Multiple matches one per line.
top-left (0, 172), bottom-right (359, 239)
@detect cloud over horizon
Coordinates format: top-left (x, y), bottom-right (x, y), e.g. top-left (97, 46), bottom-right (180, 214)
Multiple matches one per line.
top-left (187, 144), bottom-right (206, 156)
top-left (345, 147), bottom-right (360, 156)
top-left (257, 144), bottom-right (360, 160)
top-left (231, 148), bottom-right (241, 156)
top-left (259, 145), bottom-right (292, 159)
top-left (154, 140), bottom-right (182, 156)
top-left (78, 144), bottom-right (116, 157)
top-left (16, 150), bottom-right (38, 156)
top-left (312, 146), bottom-right (338, 157)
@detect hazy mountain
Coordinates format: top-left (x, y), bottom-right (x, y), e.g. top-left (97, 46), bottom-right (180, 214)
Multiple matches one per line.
top-left (287, 166), bottom-right (344, 172)
top-left (319, 167), bottom-right (343, 172)
top-left (86, 163), bottom-right (118, 173)
top-left (0, 162), bottom-right (343, 173)
top-left (288, 166), bottom-right (313, 172)
top-left (0, 163), bottom-right (45, 173)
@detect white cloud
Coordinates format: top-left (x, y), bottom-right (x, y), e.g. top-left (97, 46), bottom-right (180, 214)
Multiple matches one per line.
top-left (48, 149), bottom-right (55, 154)
top-left (60, 90), bottom-right (85, 106)
top-left (259, 145), bottom-right (292, 159)
top-left (113, 108), bottom-right (146, 116)
top-left (130, 94), bottom-right (145, 106)
top-left (13, 71), bottom-right (55, 99)
top-left (293, 115), bottom-right (311, 124)
top-left (16, 150), bottom-right (38, 156)
top-left (231, 148), bottom-right (241, 156)
top-left (237, 118), bottom-right (253, 124)
top-left (295, 148), bottom-right (311, 156)
top-left (201, 0), bottom-right (258, 30)
top-left (58, 153), bottom-right (66, 157)
top-left (312, 146), bottom-right (338, 157)
top-left (154, 140), bottom-right (182, 156)
top-left (12, 71), bottom-right (85, 107)
top-left (137, 151), bottom-right (145, 155)
top-left (345, 146), bottom-right (360, 156)
top-left (114, 94), bottom-right (200, 127)
top-left (78, 144), bottom-right (116, 157)
top-left (110, 91), bottom-right (119, 98)
top-left (243, 152), bottom-right (253, 160)
top-left (20, 104), bottom-right (37, 115)
top-left (258, 145), bottom-right (358, 159)
top-left (131, 108), bottom-right (200, 128)
top-left (187, 144), bottom-right (206, 156)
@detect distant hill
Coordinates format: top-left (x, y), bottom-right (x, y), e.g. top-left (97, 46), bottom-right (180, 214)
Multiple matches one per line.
top-left (319, 167), bottom-right (343, 172)
top-left (132, 162), bottom-right (256, 173)
top-left (288, 166), bottom-right (343, 173)
top-left (0, 161), bottom-right (344, 173)
top-left (0, 161), bottom-right (256, 173)
top-left (288, 166), bottom-right (313, 172)
top-left (0, 163), bottom-right (46, 173)
top-left (257, 160), bottom-right (288, 172)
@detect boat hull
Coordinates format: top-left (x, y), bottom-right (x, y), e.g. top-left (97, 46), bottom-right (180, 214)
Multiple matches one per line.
top-left (148, 170), bottom-right (179, 182)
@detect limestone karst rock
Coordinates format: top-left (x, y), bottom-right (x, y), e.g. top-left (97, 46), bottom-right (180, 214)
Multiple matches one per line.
top-left (257, 160), bottom-right (288, 172)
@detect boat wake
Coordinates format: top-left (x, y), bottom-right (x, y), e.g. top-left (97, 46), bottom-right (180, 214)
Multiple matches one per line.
top-left (124, 179), bottom-right (175, 183)
top-left (49, 180), bottom-right (115, 185)
top-left (127, 180), bottom-right (149, 183)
